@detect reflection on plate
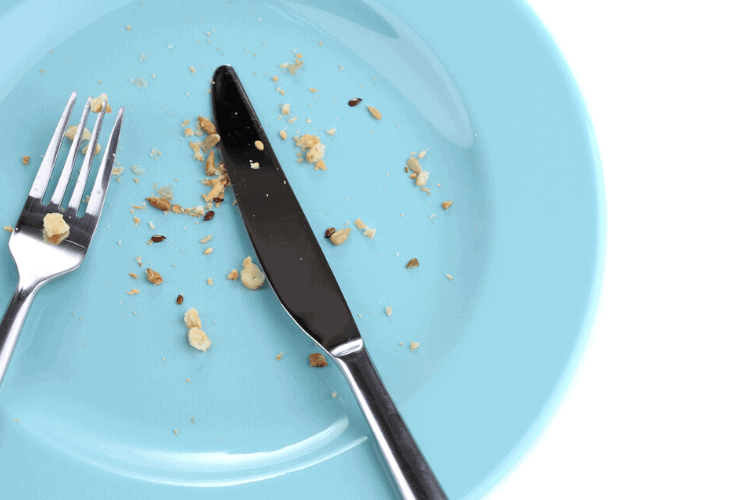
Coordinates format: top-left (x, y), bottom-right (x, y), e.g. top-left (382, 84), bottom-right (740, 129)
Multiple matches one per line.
top-left (0, 0), bottom-right (604, 498)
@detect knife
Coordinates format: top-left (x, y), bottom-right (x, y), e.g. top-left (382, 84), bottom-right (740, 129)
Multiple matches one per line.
top-left (212, 65), bottom-right (447, 500)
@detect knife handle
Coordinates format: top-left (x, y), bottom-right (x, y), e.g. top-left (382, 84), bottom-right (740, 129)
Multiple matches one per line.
top-left (333, 345), bottom-right (447, 500)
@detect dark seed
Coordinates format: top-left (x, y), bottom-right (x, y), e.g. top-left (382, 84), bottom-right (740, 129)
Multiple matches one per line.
top-left (204, 210), bottom-right (215, 221)
top-left (151, 235), bottom-right (166, 243)
top-left (348, 98), bottom-right (362, 107)
top-left (213, 197), bottom-right (224, 203)
top-left (324, 227), bottom-right (336, 238)
top-left (176, 295), bottom-right (184, 305)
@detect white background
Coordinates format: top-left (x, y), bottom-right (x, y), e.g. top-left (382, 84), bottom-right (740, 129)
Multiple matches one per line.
top-left (486, 1), bottom-right (750, 498)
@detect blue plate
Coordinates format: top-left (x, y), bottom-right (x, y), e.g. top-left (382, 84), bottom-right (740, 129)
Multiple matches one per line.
top-left (0, 0), bottom-right (604, 498)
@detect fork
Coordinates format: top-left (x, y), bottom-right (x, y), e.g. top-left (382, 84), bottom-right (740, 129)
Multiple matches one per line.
top-left (0, 92), bottom-right (123, 387)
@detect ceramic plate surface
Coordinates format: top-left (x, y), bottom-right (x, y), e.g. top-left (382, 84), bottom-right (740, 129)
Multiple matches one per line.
top-left (0, 0), bottom-right (604, 498)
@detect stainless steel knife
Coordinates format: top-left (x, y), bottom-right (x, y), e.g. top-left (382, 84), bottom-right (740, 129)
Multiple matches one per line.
top-left (212, 65), bottom-right (447, 500)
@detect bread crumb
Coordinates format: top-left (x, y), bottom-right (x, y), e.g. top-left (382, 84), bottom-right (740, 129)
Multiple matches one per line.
top-left (276, 352), bottom-right (283, 360)
top-left (250, 162), bottom-right (260, 169)
top-left (147, 196), bottom-right (171, 211)
top-left (148, 221), bottom-right (155, 229)
top-left (330, 228), bottom-right (351, 246)
top-left (418, 150), bottom-right (427, 159)
top-left (406, 258), bottom-right (419, 269)
top-left (367, 106), bottom-right (382, 120)
top-left (188, 327), bottom-right (211, 351)
top-left (135, 256), bottom-right (142, 267)
top-left (409, 173), bottom-right (417, 179)
top-left (184, 308), bottom-right (202, 328)
top-left (21, 156), bottom-right (30, 165)
top-left (3, 225), bottom-right (14, 232)
top-left (410, 342), bottom-right (420, 351)
top-left (204, 247), bottom-right (213, 255)
top-left (241, 256), bottom-right (265, 289)
top-left (254, 140), bottom-right (264, 151)
top-left (198, 116), bottom-right (216, 134)
top-left (173, 430), bottom-right (178, 435)
top-left (174, 205), bottom-right (206, 218)
top-left (181, 119), bottom-right (189, 127)
top-left (133, 217), bottom-right (141, 226)
top-left (287, 116), bottom-right (298, 124)
top-left (200, 234), bottom-right (212, 244)
top-left (184, 128), bottom-right (194, 137)
top-left (314, 160), bottom-right (327, 171)
top-left (309, 87), bottom-right (317, 93)
top-left (129, 273), bottom-right (138, 279)
top-left (326, 128), bottom-right (336, 136)
top-left (294, 134), bottom-right (326, 166)
top-left (90, 93), bottom-right (111, 113)
top-left (386, 306), bottom-right (392, 317)
top-left (446, 274), bottom-right (454, 280)
top-left (82, 143), bottom-right (101, 155)
top-left (113, 167), bottom-right (124, 175)
top-left (205, 150), bottom-right (216, 175)
top-left (42, 213), bottom-right (69, 244)
top-left (189, 141), bottom-right (204, 162)
top-left (203, 134), bottom-right (220, 150)
top-left (331, 392), bottom-right (337, 397)
top-left (415, 171), bottom-right (429, 187)
top-left (189, 66), bottom-right (196, 75)
top-left (281, 103), bottom-right (290, 115)
top-left (353, 218), bottom-right (376, 238)
top-left (279, 130), bottom-right (287, 140)
top-left (146, 268), bottom-right (163, 285)
top-left (126, 289), bottom-right (139, 295)
top-left (442, 201), bottom-right (452, 210)
top-left (227, 269), bottom-right (239, 280)
top-left (421, 187), bottom-right (431, 195)
top-left (207, 278), bottom-right (213, 285)
top-left (64, 125), bottom-right (92, 141)
top-left (407, 157), bottom-right (422, 173)
top-left (281, 53), bottom-right (305, 75)
top-left (309, 353), bottom-right (328, 367)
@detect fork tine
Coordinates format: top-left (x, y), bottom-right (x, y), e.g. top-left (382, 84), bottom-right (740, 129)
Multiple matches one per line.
top-left (28, 92), bottom-right (77, 200)
top-left (67, 100), bottom-right (106, 213)
top-left (49, 97), bottom-right (92, 207)
top-left (85, 107), bottom-right (124, 218)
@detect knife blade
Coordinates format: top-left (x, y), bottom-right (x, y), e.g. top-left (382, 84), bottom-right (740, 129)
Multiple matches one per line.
top-left (212, 65), bottom-right (446, 500)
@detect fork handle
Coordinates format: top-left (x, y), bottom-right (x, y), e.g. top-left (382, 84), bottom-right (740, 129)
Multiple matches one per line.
top-left (0, 283), bottom-right (40, 387)
top-left (333, 345), bottom-right (447, 500)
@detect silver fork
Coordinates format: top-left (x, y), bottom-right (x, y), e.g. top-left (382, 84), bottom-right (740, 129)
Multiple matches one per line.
top-left (0, 92), bottom-right (124, 387)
